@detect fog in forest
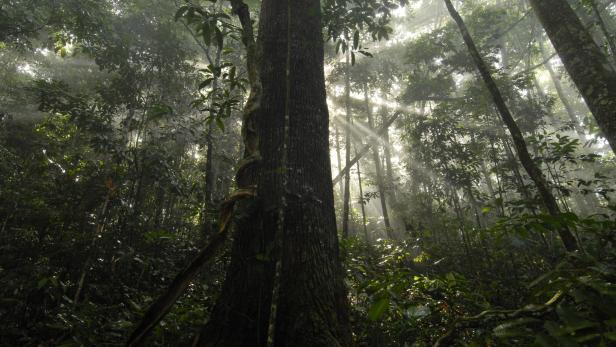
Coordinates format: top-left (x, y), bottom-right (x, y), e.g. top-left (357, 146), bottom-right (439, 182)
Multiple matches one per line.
top-left (2, 0), bottom-right (616, 346)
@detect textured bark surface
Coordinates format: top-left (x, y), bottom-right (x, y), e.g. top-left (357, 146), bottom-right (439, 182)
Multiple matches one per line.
top-left (529, 0), bottom-right (616, 152)
top-left (444, 0), bottom-right (578, 252)
top-left (198, 199), bottom-right (273, 347)
top-left (258, 0), bottom-right (353, 345)
top-left (199, 1), bottom-right (275, 346)
top-left (200, 1), bottom-right (352, 345)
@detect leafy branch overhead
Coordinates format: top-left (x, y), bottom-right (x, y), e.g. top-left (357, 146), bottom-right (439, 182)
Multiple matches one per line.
top-left (323, 0), bottom-right (409, 62)
top-left (175, 1), bottom-right (248, 131)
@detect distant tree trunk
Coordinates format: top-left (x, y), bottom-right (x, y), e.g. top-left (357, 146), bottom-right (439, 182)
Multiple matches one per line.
top-left (489, 141), bottom-right (509, 217)
top-left (364, 87), bottom-right (393, 238)
top-left (342, 51), bottom-right (352, 237)
top-left (532, 76), bottom-right (559, 124)
top-left (529, 0), bottom-right (616, 152)
top-left (332, 112), bottom-right (401, 185)
top-left (501, 138), bottom-right (533, 203)
top-left (355, 145), bottom-right (369, 240)
top-left (480, 161), bottom-right (496, 198)
top-left (204, 44), bottom-right (223, 207)
top-left (334, 123), bottom-right (344, 199)
top-left (538, 38), bottom-right (587, 139)
top-left (381, 108), bottom-right (397, 205)
top-left (449, 186), bottom-right (474, 267)
top-left (445, 0), bottom-right (579, 252)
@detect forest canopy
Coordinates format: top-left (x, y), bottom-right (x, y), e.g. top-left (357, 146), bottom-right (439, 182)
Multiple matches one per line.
top-left (1, 0), bottom-right (616, 346)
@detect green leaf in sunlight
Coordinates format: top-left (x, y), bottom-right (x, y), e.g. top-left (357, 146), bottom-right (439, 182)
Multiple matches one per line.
top-left (368, 297), bottom-right (389, 321)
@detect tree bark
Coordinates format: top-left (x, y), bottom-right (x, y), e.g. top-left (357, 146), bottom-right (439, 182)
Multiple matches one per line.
top-left (197, 0), bottom-right (274, 346)
top-left (529, 0), bottom-right (616, 152)
top-left (444, 0), bottom-right (579, 252)
top-left (258, 0), bottom-right (352, 345)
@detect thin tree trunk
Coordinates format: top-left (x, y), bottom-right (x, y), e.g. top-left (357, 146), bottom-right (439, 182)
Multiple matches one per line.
top-left (480, 161), bottom-right (496, 199)
top-left (204, 45), bottom-right (223, 207)
top-left (332, 111), bottom-right (401, 184)
top-left (465, 184), bottom-right (485, 229)
top-left (445, 0), bottom-right (579, 252)
top-left (355, 145), bottom-right (369, 240)
top-left (334, 123), bottom-right (344, 199)
top-left (364, 87), bottom-right (393, 238)
top-left (381, 108), bottom-right (397, 205)
top-left (529, 0), bottom-right (616, 152)
top-left (74, 192), bottom-right (111, 306)
top-left (450, 187), bottom-right (474, 269)
top-left (342, 50), bottom-right (352, 238)
top-left (532, 76), bottom-right (559, 124)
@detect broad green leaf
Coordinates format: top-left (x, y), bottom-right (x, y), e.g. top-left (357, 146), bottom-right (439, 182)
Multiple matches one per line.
top-left (368, 297), bottom-right (389, 321)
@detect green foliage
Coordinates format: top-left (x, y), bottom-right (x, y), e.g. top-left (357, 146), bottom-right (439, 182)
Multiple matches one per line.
top-left (2, 0), bottom-right (616, 345)
top-left (344, 211), bottom-right (616, 346)
top-left (323, 0), bottom-right (408, 63)
top-left (0, 0), bottom-right (241, 345)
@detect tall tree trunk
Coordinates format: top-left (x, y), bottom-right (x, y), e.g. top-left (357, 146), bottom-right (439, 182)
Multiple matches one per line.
top-left (259, 0), bottom-right (352, 345)
top-left (334, 123), bottom-right (344, 200)
top-left (204, 45), bottom-right (223, 207)
top-left (444, 0), bottom-right (579, 252)
top-left (200, 1), bottom-right (352, 346)
top-left (364, 87), bottom-right (393, 238)
top-left (381, 108), bottom-right (397, 205)
top-left (198, 1), bottom-right (273, 346)
top-left (342, 51), bottom-right (352, 237)
top-left (529, 0), bottom-right (616, 152)
top-left (355, 145), bottom-right (369, 240)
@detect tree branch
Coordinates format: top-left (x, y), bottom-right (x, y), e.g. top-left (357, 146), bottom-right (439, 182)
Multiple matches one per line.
top-left (126, 188), bottom-right (257, 347)
top-left (332, 111), bottom-right (403, 185)
top-left (433, 291), bottom-right (563, 347)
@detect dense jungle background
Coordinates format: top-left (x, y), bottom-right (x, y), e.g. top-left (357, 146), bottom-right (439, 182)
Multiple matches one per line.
top-left (1, 0), bottom-right (616, 346)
